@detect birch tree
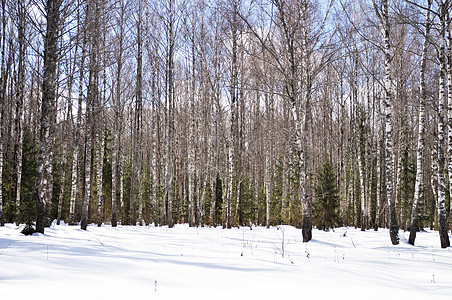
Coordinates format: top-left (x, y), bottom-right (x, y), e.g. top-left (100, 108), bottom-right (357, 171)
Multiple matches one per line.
top-left (69, 3), bottom-right (86, 224)
top-left (111, 0), bottom-right (126, 228)
top-left (14, 0), bottom-right (26, 223)
top-left (0, 0), bottom-right (7, 227)
top-left (159, 0), bottom-right (180, 228)
top-left (409, 0), bottom-right (431, 246)
top-left (373, 0), bottom-right (399, 245)
top-left (436, 0), bottom-right (450, 248)
top-left (130, 0), bottom-right (144, 226)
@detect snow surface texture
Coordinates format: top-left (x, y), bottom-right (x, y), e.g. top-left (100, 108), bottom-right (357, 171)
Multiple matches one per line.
top-left (0, 224), bottom-right (451, 299)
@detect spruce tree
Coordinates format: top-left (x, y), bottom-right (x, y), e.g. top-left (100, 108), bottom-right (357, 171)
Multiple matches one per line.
top-left (313, 161), bottom-right (340, 231)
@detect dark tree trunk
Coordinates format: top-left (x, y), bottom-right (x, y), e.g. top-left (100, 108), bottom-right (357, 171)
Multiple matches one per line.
top-left (35, 0), bottom-right (60, 233)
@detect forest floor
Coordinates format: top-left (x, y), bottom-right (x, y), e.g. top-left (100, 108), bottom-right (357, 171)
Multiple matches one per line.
top-left (0, 223), bottom-right (451, 299)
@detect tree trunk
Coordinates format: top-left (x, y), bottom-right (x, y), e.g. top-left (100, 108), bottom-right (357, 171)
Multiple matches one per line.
top-left (57, 40), bottom-right (76, 226)
top-left (0, 0), bottom-right (5, 226)
top-left (96, 116), bottom-right (104, 227)
top-left (373, 0), bottom-right (399, 245)
top-left (188, 26), bottom-right (196, 227)
top-left (437, 1), bottom-right (450, 248)
top-left (281, 154), bottom-right (289, 225)
top-left (357, 109), bottom-right (366, 231)
top-left (409, 1), bottom-right (430, 245)
top-left (130, 1), bottom-right (143, 226)
top-left (35, 0), bottom-right (60, 233)
top-left (119, 147), bottom-right (125, 222)
top-left (164, 0), bottom-right (175, 228)
top-left (69, 13), bottom-right (86, 224)
top-left (151, 66), bottom-right (158, 226)
top-left (265, 152), bottom-right (271, 228)
top-left (111, 2), bottom-right (125, 227)
top-left (57, 135), bottom-right (67, 225)
top-left (375, 127), bottom-right (381, 231)
top-left (14, 1), bottom-right (26, 223)
top-left (81, 0), bottom-right (100, 231)
top-left (301, 2), bottom-right (312, 242)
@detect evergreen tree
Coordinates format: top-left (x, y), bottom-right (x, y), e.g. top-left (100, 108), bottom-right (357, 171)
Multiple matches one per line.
top-left (19, 128), bottom-right (38, 235)
top-left (313, 161), bottom-right (340, 231)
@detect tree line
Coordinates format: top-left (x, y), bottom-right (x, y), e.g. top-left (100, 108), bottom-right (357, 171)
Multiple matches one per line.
top-left (0, 0), bottom-right (451, 247)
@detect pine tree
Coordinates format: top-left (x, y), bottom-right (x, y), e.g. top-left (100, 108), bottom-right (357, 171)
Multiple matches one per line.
top-left (313, 161), bottom-right (340, 231)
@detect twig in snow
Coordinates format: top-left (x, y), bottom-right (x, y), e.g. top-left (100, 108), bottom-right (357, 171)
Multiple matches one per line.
top-left (0, 242), bottom-right (12, 256)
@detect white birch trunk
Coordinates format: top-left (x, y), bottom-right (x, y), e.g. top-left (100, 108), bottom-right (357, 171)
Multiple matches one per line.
top-left (357, 137), bottom-right (366, 231)
top-left (281, 155), bottom-right (288, 225)
top-left (15, 111), bottom-right (24, 219)
top-left (437, 1), bottom-right (450, 248)
top-left (151, 102), bottom-right (158, 226)
top-left (111, 126), bottom-right (118, 226)
top-left (14, 2), bottom-right (25, 222)
top-left (81, 111), bottom-right (93, 231)
top-left (119, 148), bottom-right (124, 219)
top-left (0, 80), bottom-right (3, 226)
top-left (0, 0), bottom-right (5, 226)
top-left (301, 1), bottom-right (312, 242)
top-left (69, 29), bottom-right (86, 224)
top-left (447, 7), bottom-right (452, 236)
top-left (188, 50), bottom-right (196, 227)
top-left (111, 0), bottom-right (125, 227)
top-left (137, 165), bottom-right (143, 224)
top-left (69, 141), bottom-right (79, 222)
top-left (265, 152), bottom-right (271, 228)
top-left (373, 0), bottom-right (399, 244)
top-left (409, 1), bottom-right (430, 245)
top-left (226, 144), bottom-right (233, 228)
top-left (375, 130), bottom-right (381, 230)
top-left (96, 123), bottom-right (104, 227)
top-left (56, 134), bottom-right (67, 225)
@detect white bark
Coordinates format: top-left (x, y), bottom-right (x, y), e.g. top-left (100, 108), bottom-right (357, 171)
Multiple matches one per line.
top-left (409, 1), bottom-right (430, 245)
top-left (225, 143), bottom-right (233, 228)
top-left (119, 148), bottom-right (124, 215)
top-left (137, 166), bottom-right (143, 224)
top-left (447, 6), bottom-right (452, 235)
top-left (357, 131), bottom-right (366, 231)
top-left (375, 129), bottom-right (381, 230)
top-left (373, 0), bottom-right (399, 245)
top-left (69, 24), bottom-right (86, 223)
top-left (96, 121), bottom-right (104, 227)
top-left (0, 0), bottom-right (5, 226)
top-left (264, 152), bottom-right (271, 228)
top-left (14, 1), bottom-right (25, 221)
top-left (0, 117), bottom-right (2, 225)
top-left (281, 154), bottom-right (289, 225)
top-left (0, 67), bottom-right (3, 225)
top-left (111, 124), bottom-right (118, 226)
top-left (15, 108), bottom-right (24, 218)
top-left (56, 130), bottom-right (67, 225)
top-left (151, 99), bottom-right (158, 226)
top-left (437, 1), bottom-right (450, 248)
top-left (188, 32), bottom-right (196, 227)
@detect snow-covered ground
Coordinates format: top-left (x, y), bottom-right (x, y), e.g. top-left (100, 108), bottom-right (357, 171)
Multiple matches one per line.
top-left (0, 224), bottom-right (451, 299)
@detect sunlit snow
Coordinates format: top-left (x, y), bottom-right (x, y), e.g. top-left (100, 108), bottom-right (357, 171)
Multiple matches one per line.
top-left (1, 224), bottom-right (451, 299)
